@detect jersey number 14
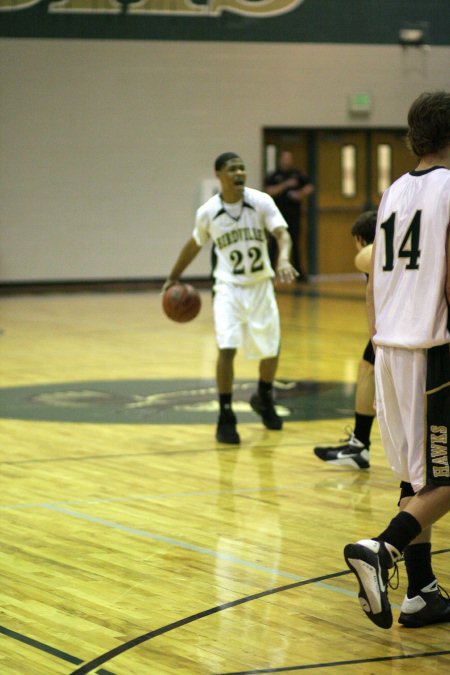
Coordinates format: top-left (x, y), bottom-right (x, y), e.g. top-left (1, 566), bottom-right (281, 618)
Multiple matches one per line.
top-left (380, 210), bottom-right (421, 271)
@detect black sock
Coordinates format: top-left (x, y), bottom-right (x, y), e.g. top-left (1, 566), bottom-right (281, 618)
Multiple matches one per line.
top-left (258, 380), bottom-right (272, 398)
top-left (376, 511), bottom-right (422, 560)
top-left (353, 413), bottom-right (374, 447)
top-left (404, 543), bottom-right (435, 597)
top-left (219, 393), bottom-right (232, 412)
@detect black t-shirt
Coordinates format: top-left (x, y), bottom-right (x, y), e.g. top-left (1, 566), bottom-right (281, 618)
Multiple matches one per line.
top-left (265, 168), bottom-right (310, 220)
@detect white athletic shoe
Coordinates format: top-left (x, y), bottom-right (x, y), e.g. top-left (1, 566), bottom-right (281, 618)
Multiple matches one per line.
top-left (343, 539), bottom-right (401, 629)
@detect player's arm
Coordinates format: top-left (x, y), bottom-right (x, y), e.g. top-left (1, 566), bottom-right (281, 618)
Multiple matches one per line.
top-left (366, 238), bottom-right (377, 344)
top-left (163, 237), bottom-right (201, 292)
top-left (355, 243), bottom-right (373, 274)
top-left (272, 226), bottom-right (298, 283)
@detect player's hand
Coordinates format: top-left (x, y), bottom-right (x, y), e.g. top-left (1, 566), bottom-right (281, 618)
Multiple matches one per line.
top-left (276, 261), bottom-right (298, 283)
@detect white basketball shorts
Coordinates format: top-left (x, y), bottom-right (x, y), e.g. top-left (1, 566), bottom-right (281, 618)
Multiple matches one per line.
top-left (374, 345), bottom-right (427, 492)
top-left (213, 279), bottom-right (280, 360)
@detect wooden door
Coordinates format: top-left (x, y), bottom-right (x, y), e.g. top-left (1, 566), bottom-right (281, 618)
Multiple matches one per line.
top-left (316, 130), bottom-right (368, 275)
top-left (263, 128), bottom-right (415, 275)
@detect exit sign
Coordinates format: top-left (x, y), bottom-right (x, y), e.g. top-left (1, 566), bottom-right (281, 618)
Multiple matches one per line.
top-left (349, 92), bottom-right (372, 114)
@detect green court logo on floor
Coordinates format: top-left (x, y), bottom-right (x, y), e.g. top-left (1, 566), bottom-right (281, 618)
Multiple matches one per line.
top-left (0, 379), bottom-right (354, 424)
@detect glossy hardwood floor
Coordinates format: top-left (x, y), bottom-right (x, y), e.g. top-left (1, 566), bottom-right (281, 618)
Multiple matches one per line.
top-left (0, 281), bottom-right (448, 675)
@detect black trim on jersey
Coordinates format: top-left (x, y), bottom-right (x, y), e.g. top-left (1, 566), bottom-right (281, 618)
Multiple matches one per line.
top-left (213, 199), bottom-right (255, 221)
top-left (409, 166), bottom-right (446, 177)
top-left (425, 343), bottom-right (450, 486)
top-left (210, 245), bottom-right (218, 296)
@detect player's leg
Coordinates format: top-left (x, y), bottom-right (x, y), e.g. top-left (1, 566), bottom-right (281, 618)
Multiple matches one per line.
top-left (213, 282), bottom-right (243, 444)
top-left (314, 341), bottom-right (374, 469)
top-left (244, 281), bottom-right (283, 430)
top-left (344, 347), bottom-right (450, 628)
top-left (343, 345), bottom-right (410, 628)
top-left (398, 487), bottom-right (450, 627)
top-left (250, 355), bottom-right (283, 430)
top-left (398, 343), bottom-right (450, 625)
top-left (215, 348), bottom-right (240, 444)
top-left (354, 346), bottom-right (376, 441)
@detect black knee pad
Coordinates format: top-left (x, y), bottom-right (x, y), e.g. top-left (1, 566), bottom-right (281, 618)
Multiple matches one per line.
top-left (398, 481), bottom-right (415, 505)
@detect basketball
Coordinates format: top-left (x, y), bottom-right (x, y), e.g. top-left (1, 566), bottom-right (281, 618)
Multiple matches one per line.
top-left (162, 283), bottom-right (201, 323)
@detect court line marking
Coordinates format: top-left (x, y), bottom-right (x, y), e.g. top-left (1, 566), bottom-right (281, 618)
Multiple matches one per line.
top-left (0, 476), bottom-right (394, 510)
top-left (68, 570), bottom-right (351, 675)
top-left (39, 504), bottom-right (359, 598)
top-left (0, 439), bottom-right (370, 465)
top-left (214, 650), bottom-right (450, 673)
top-left (0, 625), bottom-right (116, 675)
top-left (4, 499), bottom-right (448, 673)
top-left (67, 554), bottom-right (449, 675)
top-left (3, 550), bottom-right (448, 675)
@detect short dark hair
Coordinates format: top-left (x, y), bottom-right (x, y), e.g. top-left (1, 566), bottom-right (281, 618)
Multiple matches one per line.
top-left (214, 152), bottom-right (240, 172)
top-left (351, 210), bottom-right (377, 244)
top-left (406, 91), bottom-right (450, 157)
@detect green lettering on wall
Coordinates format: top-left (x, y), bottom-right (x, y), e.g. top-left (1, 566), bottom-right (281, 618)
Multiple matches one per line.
top-left (30, 0), bottom-right (303, 16)
top-left (0, 0), bottom-right (41, 10)
top-left (49, 0), bottom-right (120, 13)
top-left (209, 0), bottom-right (303, 17)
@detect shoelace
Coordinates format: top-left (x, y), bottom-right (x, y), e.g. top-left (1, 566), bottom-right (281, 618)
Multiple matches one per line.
top-left (388, 562), bottom-right (400, 591)
top-left (437, 584), bottom-right (450, 601)
top-left (339, 425), bottom-right (354, 443)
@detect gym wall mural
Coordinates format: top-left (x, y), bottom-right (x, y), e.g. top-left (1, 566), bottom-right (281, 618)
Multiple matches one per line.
top-left (0, 0), bottom-right (448, 45)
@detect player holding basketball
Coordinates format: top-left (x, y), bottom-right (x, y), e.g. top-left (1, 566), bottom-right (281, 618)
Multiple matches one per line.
top-left (163, 152), bottom-right (297, 444)
top-left (344, 91), bottom-right (450, 629)
top-left (314, 210), bottom-right (377, 469)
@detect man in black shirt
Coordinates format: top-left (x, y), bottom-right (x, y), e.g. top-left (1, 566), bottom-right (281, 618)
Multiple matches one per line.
top-left (264, 150), bottom-right (314, 281)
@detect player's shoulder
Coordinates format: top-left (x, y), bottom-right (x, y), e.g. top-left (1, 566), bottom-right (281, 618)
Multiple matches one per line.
top-left (432, 166), bottom-right (450, 185)
top-left (244, 186), bottom-right (274, 206)
top-left (198, 192), bottom-right (221, 216)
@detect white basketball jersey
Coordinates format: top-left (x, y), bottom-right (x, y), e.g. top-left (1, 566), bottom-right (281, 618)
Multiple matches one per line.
top-left (373, 166), bottom-right (450, 348)
top-left (193, 187), bottom-right (288, 286)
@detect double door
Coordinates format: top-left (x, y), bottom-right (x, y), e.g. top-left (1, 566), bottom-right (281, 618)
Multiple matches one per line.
top-left (263, 129), bottom-right (415, 275)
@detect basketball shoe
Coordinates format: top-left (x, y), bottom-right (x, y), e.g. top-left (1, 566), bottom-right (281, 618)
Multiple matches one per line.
top-left (216, 409), bottom-right (240, 445)
top-left (343, 539), bottom-right (401, 629)
top-left (314, 431), bottom-right (370, 469)
top-left (249, 392), bottom-right (283, 430)
top-left (399, 580), bottom-right (450, 628)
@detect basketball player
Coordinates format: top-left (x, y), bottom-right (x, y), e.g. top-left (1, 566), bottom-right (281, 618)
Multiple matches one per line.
top-left (314, 210), bottom-right (377, 469)
top-left (163, 152), bottom-right (297, 444)
top-left (344, 91), bottom-right (450, 629)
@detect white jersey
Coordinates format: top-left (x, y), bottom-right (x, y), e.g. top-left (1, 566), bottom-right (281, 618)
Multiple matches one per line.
top-left (373, 166), bottom-right (450, 348)
top-left (193, 187), bottom-right (287, 286)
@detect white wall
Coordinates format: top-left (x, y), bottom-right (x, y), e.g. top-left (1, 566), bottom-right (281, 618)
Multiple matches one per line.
top-left (1, 38), bottom-right (448, 282)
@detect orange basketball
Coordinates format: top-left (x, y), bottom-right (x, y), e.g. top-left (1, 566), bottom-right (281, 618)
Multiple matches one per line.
top-left (162, 283), bottom-right (201, 323)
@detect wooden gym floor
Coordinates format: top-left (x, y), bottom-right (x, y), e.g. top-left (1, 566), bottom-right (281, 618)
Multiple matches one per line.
top-left (0, 281), bottom-right (449, 674)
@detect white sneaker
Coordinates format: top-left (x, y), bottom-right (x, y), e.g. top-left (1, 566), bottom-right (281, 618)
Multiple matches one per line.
top-left (343, 539), bottom-right (401, 629)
